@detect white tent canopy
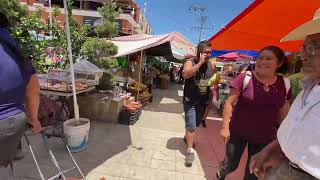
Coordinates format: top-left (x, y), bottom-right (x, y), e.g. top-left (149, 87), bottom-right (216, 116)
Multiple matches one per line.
top-left (108, 32), bottom-right (195, 59)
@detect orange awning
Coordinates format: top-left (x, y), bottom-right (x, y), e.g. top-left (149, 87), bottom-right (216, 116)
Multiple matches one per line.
top-left (209, 0), bottom-right (320, 52)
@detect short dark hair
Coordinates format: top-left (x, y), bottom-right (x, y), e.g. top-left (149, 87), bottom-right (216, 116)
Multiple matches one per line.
top-left (259, 46), bottom-right (288, 74)
top-left (197, 40), bottom-right (211, 58)
top-left (0, 12), bottom-right (9, 28)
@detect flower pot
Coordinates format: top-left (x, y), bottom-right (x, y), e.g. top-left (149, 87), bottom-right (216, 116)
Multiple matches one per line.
top-left (63, 118), bottom-right (90, 152)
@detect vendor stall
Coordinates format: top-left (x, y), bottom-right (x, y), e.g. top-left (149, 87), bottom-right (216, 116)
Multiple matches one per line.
top-left (70, 32), bottom-right (195, 125)
top-left (108, 32), bottom-right (196, 98)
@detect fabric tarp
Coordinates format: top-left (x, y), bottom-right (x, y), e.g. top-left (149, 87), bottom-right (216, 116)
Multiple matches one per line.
top-left (108, 32), bottom-right (196, 59)
top-left (217, 52), bottom-right (253, 60)
top-left (211, 50), bottom-right (259, 58)
top-left (209, 0), bottom-right (320, 52)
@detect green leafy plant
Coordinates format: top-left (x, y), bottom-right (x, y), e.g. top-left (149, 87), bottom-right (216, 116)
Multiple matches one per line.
top-left (81, 37), bottom-right (118, 63)
top-left (95, 1), bottom-right (121, 38)
top-left (4, 0), bottom-right (118, 72)
top-left (12, 7), bottom-right (49, 72)
top-left (96, 72), bottom-right (116, 90)
top-left (0, 0), bottom-right (27, 27)
top-left (98, 58), bottom-right (119, 69)
top-left (80, 1), bottom-right (120, 69)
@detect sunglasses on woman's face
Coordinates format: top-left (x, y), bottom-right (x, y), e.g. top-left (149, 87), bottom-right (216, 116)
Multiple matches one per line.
top-left (203, 51), bottom-right (212, 55)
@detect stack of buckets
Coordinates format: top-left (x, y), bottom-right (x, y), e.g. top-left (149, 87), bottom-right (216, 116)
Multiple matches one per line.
top-left (63, 118), bottom-right (90, 152)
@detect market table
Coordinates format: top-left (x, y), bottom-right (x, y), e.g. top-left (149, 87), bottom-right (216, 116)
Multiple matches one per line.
top-left (40, 86), bottom-right (96, 97)
top-left (78, 94), bottom-right (128, 123)
top-left (40, 86), bottom-right (96, 119)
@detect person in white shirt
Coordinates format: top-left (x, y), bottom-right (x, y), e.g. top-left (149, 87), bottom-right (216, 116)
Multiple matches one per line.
top-left (249, 8), bottom-right (320, 180)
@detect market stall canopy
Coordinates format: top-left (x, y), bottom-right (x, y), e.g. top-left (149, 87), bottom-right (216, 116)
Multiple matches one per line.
top-left (209, 0), bottom-right (320, 52)
top-left (108, 32), bottom-right (196, 60)
top-left (217, 52), bottom-right (253, 60)
top-left (211, 50), bottom-right (259, 58)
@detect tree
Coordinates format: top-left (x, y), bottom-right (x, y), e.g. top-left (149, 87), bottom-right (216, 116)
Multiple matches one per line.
top-left (80, 37), bottom-right (118, 63)
top-left (65, 0), bottom-right (90, 58)
top-left (95, 1), bottom-right (121, 38)
top-left (81, 1), bottom-right (120, 69)
top-left (0, 0), bottom-right (27, 27)
top-left (12, 7), bottom-right (50, 72)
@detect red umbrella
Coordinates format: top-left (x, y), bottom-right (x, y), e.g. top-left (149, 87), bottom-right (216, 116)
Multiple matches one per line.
top-left (218, 52), bottom-right (253, 60)
top-left (209, 0), bottom-right (320, 52)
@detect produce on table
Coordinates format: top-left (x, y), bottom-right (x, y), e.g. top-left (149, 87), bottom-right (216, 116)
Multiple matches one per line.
top-left (128, 82), bottom-right (147, 92)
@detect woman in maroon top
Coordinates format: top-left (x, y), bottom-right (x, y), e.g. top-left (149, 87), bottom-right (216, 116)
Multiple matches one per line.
top-left (216, 46), bottom-right (292, 180)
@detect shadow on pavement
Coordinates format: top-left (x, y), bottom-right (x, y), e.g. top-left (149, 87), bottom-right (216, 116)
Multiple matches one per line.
top-left (0, 120), bottom-right (132, 180)
top-left (166, 137), bottom-right (187, 156)
top-left (165, 117), bottom-right (246, 180)
top-left (196, 119), bottom-right (247, 180)
top-left (146, 83), bottom-right (184, 114)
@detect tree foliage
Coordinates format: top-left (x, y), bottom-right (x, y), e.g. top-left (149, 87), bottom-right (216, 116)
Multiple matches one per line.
top-left (65, 0), bottom-right (90, 59)
top-left (81, 1), bottom-right (120, 70)
top-left (95, 2), bottom-right (120, 38)
top-left (96, 72), bottom-right (116, 90)
top-left (0, 0), bottom-right (27, 26)
top-left (10, 7), bottom-right (70, 72)
top-left (3, 0), bottom-right (119, 72)
top-left (8, 1), bottom-right (89, 72)
top-left (81, 37), bottom-right (118, 62)
top-left (12, 7), bottom-right (50, 72)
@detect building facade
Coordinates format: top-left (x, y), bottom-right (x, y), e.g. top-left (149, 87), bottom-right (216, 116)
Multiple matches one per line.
top-left (20, 0), bottom-right (152, 36)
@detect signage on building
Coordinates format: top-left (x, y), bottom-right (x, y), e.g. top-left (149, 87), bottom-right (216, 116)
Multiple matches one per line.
top-left (83, 16), bottom-right (102, 27)
top-left (39, 0), bottom-right (49, 3)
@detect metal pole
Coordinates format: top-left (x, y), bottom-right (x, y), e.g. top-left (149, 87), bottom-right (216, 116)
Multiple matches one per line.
top-left (198, 16), bottom-right (206, 42)
top-left (49, 0), bottom-right (52, 26)
top-left (49, 0), bottom-right (53, 37)
top-left (63, 0), bottom-right (80, 120)
top-left (199, 22), bottom-right (204, 42)
top-left (24, 134), bottom-right (46, 180)
top-left (136, 51), bottom-right (143, 102)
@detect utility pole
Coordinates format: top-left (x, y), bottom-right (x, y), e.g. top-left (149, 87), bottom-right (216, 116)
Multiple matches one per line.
top-left (39, 0), bottom-right (52, 36)
top-left (189, 4), bottom-right (210, 42)
top-left (49, 0), bottom-right (52, 26)
top-left (144, 1), bottom-right (147, 15)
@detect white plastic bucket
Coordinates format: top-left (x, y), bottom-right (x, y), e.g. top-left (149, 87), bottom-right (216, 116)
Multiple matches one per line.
top-left (63, 118), bottom-right (90, 152)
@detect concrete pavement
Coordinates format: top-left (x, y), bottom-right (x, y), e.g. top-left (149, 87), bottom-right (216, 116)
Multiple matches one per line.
top-left (0, 83), bottom-right (246, 180)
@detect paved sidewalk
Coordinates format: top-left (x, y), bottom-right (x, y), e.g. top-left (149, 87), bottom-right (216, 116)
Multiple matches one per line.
top-left (0, 83), bottom-right (246, 180)
top-left (86, 83), bottom-right (246, 180)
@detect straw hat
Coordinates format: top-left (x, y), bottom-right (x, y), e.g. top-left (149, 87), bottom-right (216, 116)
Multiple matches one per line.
top-left (281, 8), bottom-right (320, 42)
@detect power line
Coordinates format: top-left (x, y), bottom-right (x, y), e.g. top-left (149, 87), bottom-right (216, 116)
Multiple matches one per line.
top-left (188, 3), bottom-right (211, 42)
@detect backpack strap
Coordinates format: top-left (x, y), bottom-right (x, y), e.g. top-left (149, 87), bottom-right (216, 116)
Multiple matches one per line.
top-left (283, 77), bottom-right (291, 99)
top-left (241, 72), bottom-right (290, 99)
top-left (242, 71), bottom-right (252, 92)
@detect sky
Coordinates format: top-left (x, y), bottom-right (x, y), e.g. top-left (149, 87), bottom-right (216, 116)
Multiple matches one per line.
top-left (135, 0), bottom-right (254, 44)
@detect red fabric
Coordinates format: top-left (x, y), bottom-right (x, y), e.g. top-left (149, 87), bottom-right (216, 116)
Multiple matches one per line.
top-left (39, 95), bottom-right (60, 127)
top-left (217, 52), bottom-right (253, 60)
top-left (209, 0), bottom-right (320, 52)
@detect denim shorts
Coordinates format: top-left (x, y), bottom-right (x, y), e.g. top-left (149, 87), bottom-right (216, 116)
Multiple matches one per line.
top-left (184, 102), bottom-right (206, 130)
top-left (0, 112), bottom-right (27, 166)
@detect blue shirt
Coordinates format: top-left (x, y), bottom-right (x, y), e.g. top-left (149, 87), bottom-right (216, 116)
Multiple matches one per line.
top-left (0, 30), bottom-right (36, 120)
